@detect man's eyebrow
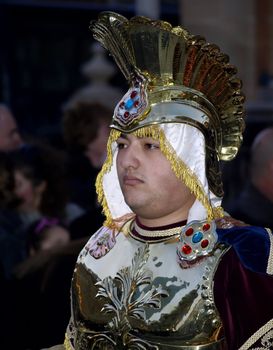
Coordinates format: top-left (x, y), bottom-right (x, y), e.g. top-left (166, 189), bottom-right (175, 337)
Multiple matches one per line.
top-left (119, 133), bottom-right (128, 139)
top-left (117, 133), bottom-right (157, 140)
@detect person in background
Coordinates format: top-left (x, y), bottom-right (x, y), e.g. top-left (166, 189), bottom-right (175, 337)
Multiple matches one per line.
top-left (0, 151), bottom-right (27, 350)
top-left (6, 142), bottom-right (77, 350)
top-left (62, 102), bottom-right (112, 238)
top-left (47, 12), bottom-right (273, 350)
top-left (0, 103), bottom-right (24, 152)
top-left (11, 142), bottom-right (73, 254)
top-left (0, 151), bottom-right (26, 279)
top-left (5, 103), bottom-right (114, 349)
top-left (63, 102), bottom-right (112, 170)
top-left (228, 126), bottom-right (273, 231)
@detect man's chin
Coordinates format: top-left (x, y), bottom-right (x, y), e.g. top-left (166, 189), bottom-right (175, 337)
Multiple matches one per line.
top-left (124, 197), bottom-right (143, 212)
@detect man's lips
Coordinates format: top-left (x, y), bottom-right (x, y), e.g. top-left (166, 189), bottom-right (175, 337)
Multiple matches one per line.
top-left (123, 175), bottom-right (144, 186)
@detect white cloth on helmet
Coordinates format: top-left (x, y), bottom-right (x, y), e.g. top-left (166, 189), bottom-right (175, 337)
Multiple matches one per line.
top-left (101, 120), bottom-right (222, 223)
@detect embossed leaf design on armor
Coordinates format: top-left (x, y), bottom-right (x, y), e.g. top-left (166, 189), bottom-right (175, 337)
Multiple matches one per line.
top-left (93, 244), bottom-right (169, 349)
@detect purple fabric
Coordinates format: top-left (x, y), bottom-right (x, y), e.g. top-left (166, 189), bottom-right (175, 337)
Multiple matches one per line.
top-left (214, 247), bottom-right (273, 349)
top-left (34, 217), bottom-right (60, 234)
top-left (217, 226), bottom-right (270, 273)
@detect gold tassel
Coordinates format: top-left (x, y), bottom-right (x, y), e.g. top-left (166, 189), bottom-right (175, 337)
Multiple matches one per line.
top-left (158, 129), bottom-right (215, 220)
top-left (64, 333), bottom-right (73, 350)
top-left (95, 129), bottom-right (121, 227)
top-left (132, 125), bottom-right (217, 220)
top-left (213, 206), bottom-right (224, 219)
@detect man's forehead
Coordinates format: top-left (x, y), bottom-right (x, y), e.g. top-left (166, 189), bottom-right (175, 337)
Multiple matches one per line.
top-left (119, 133), bottom-right (156, 140)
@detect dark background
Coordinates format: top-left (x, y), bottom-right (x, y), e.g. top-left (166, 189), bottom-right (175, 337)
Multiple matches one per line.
top-left (0, 0), bottom-right (179, 143)
top-left (1, 0), bottom-right (273, 205)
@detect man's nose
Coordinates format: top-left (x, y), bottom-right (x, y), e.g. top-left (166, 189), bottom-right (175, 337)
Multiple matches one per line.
top-left (121, 144), bottom-right (140, 169)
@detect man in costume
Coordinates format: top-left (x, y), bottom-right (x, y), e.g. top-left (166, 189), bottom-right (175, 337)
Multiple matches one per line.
top-left (50, 12), bottom-right (273, 350)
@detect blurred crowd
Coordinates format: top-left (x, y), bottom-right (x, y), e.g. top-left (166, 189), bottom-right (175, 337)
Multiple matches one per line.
top-left (1, 100), bottom-right (273, 349)
top-left (0, 102), bottom-right (111, 349)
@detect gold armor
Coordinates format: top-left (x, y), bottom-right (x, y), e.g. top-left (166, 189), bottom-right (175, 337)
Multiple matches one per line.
top-left (65, 222), bottom-right (229, 350)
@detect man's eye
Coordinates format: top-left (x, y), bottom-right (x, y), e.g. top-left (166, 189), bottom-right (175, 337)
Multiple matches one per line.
top-left (145, 143), bottom-right (159, 150)
top-left (117, 143), bottom-right (127, 149)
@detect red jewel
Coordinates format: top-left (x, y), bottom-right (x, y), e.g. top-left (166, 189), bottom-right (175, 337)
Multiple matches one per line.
top-left (119, 101), bottom-right (125, 108)
top-left (182, 244), bottom-right (192, 254)
top-left (203, 223), bottom-right (210, 231)
top-left (124, 111), bottom-right (130, 118)
top-left (130, 90), bottom-right (137, 98)
top-left (201, 239), bottom-right (209, 248)
top-left (185, 227), bottom-right (194, 236)
top-left (134, 100), bottom-right (139, 107)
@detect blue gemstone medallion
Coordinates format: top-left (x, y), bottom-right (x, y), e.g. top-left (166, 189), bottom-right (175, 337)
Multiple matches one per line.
top-left (125, 99), bottom-right (134, 110)
top-left (192, 231), bottom-right (203, 243)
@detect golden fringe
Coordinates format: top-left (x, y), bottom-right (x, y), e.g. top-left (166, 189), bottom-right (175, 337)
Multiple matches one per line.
top-left (95, 129), bottom-right (121, 228)
top-left (132, 125), bottom-right (162, 139)
top-left (96, 125), bottom-right (222, 227)
top-left (213, 206), bottom-right (224, 219)
top-left (157, 128), bottom-right (215, 220)
top-left (133, 125), bottom-right (223, 220)
top-left (64, 333), bottom-right (73, 350)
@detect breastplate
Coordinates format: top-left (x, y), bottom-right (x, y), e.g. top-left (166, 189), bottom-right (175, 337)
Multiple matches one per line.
top-left (69, 230), bottom-right (228, 350)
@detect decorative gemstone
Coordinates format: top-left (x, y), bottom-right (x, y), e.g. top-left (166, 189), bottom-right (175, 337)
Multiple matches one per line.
top-left (192, 231), bottom-right (203, 243)
top-left (130, 90), bottom-right (137, 98)
top-left (119, 101), bottom-right (125, 108)
top-left (125, 99), bottom-right (134, 110)
top-left (134, 100), bottom-right (139, 107)
top-left (124, 111), bottom-right (130, 118)
top-left (182, 244), bottom-right (192, 254)
top-left (201, 239), bottom-right (209, 248)
top-left (203, 223), bottom-right (210, 231)
top-left (185, 227), bottom-right (194, 236)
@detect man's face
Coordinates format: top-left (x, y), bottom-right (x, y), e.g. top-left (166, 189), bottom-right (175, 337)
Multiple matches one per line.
top-left (116, 133), bottom-right (195, 224)
top-left (0, 107), bottom-right (23, 152)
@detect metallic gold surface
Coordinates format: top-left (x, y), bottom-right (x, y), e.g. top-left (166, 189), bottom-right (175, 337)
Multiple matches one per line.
top-left (90, 12), bottom-right (246, 196)
top-left (69, 234), bottom-right (229, 349)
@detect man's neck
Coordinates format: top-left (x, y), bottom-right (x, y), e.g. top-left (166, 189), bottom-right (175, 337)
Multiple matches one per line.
top-left (137, 212), bottom-right (188, 227)
top-left (130, 216), bottom-right (187, 243)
